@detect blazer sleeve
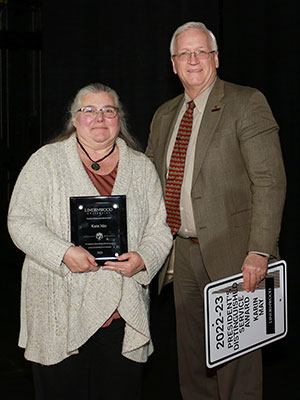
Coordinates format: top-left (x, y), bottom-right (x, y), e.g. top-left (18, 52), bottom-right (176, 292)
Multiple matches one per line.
top-left (238, 89), bottom-right (286, 256)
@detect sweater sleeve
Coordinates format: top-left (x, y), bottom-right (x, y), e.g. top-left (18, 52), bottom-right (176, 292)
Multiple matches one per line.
top-left (7, 150), bottom-right (72, 277)
top-left (132, 158), bottom-right (173, 285)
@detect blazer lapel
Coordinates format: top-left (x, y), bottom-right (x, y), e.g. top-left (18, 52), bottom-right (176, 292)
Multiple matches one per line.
top-left (192, 78), bottom-right (225, 186)
top-left (156, 96), bottom-right (184, 187)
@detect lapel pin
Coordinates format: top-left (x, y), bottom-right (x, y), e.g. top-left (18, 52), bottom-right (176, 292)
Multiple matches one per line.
top-left (212, 105), bottom-right (221, 112)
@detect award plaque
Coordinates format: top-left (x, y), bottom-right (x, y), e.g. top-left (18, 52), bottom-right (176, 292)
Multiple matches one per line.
top-left (70, 195), bottom-right (128, 265)
top-left (204, 260), bottom-right (287, 368)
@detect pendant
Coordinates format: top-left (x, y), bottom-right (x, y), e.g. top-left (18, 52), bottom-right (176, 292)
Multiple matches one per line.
top-left (92, 162), bottom-right (100, 171)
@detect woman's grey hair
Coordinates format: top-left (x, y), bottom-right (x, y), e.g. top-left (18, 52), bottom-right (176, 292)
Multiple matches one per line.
top-left (50, 83), bottom-right (139, 150)
top-left (170, 21), bottom-right (218, 55)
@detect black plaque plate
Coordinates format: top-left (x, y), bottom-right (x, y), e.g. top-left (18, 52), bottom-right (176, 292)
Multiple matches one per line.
top-left (70, 195), bottom-right (127, 265)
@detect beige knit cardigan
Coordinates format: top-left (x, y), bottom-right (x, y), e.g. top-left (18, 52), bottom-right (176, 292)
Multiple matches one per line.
top-left (8, 134), bottom-right (172, 365)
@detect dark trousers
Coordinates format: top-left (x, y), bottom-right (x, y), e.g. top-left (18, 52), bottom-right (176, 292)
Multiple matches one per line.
top-left (32, 318), bottom-right (143, 400)
top-left (173, 237), bottom-right (262, 400)
top-left (142, 282), bottom-right (182, 399)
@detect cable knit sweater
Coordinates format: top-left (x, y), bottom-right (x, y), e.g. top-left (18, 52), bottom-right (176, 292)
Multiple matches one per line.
top-left (8, 134), bottom-right (172, 366)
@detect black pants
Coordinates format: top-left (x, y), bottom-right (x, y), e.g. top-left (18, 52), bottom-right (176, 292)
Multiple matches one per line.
top-left (32, 319), bottom-right (143, 400)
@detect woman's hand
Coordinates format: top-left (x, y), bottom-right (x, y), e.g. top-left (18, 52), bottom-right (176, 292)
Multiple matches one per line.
top-left (63, 246), bottom-right (99, 273)
top-left (103, 252), bottom-right (145, 277)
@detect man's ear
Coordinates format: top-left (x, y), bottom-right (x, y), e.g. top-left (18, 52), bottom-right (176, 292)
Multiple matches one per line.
top-left (214, 51), bottom-right (219, 69)
top-left (171, 57), bottom-right (177, 74)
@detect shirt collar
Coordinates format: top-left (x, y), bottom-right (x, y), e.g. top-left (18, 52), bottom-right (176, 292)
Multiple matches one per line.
top-left (184, 78), bottom-right (216, 112)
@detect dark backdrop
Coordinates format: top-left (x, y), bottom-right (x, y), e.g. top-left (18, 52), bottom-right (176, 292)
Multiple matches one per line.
top-left (40, 0), bottom-right (220, 148)
top-left (1, 0), bottom-right (299, 398)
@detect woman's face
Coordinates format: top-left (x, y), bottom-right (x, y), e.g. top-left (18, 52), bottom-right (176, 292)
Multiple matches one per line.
top-left (72, 91), bottom-right (120, 149)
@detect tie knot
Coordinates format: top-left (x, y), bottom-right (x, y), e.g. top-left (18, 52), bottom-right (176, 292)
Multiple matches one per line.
top-left (188, 101), bottom-right (196, 110)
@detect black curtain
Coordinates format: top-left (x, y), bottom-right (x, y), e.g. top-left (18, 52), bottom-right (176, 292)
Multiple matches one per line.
top-left (41, 0), bottom-right (220, 147)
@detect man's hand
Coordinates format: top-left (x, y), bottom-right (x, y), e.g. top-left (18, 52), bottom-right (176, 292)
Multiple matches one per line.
top-left (242, 253), bottom-right (268, 292)
top-left (63, 246), bottom-right (99, 273)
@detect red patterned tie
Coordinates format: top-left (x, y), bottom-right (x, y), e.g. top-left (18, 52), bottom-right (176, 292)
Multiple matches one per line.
top-left (165, 100), bottom-right (195, 235)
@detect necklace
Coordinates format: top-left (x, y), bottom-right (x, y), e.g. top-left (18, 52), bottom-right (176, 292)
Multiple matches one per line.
top-left (76, 137), bottom-right (116, 171)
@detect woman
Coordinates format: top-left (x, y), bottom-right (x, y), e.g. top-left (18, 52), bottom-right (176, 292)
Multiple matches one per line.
top-left (7, 83), bottom-right (173, 399)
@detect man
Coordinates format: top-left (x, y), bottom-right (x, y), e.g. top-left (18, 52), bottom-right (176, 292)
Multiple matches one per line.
top-left (146, 21), bottom-right (286, 400)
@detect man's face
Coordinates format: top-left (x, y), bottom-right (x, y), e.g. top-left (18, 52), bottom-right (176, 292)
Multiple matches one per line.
top-left (171, 28), bottom-right (219, 98)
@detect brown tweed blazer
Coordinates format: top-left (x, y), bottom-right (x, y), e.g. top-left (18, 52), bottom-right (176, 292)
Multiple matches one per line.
top-left (146, 77), bottom-right (286, 291)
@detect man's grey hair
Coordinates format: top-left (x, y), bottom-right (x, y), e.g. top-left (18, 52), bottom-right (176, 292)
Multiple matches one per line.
top-left (51, 83), bottom-right (138, 149)
top-left (170, 21), bottom-right (218, 56)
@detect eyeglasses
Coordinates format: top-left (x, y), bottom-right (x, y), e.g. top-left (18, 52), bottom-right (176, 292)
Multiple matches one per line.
top-left (172, 50), bottom-right (216, 61)
top-left (77, 105), bottom-right (119, 119)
